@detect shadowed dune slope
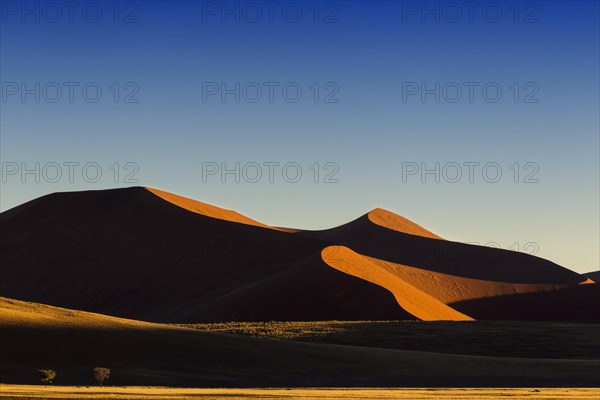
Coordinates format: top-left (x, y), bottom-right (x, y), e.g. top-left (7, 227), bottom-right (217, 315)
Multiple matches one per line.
top-left (2, 297), bottom-right (599, 387)
top-left (303, 211), bottom-right (586, 285)
top-left (450, 283), bottom-right (600, 323)
top-left (0, 187), bottom-right (411, 322)
top-left (182, 252), bottom-right (414, 322)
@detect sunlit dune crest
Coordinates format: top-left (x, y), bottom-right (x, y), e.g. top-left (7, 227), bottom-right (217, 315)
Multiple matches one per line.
top-left (582, 271), bottom-right (599, 284)
top-left (145, 187), bottom-right (277, 230)
top-left (321, 246), bottom-right (472, 321)
top-left (367, 208), bottom-right (444, 239)
top-left (579, 278), bottom-right (596, 285)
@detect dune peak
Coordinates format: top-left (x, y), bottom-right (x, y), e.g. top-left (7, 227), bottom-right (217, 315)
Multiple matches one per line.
top-left (367, 208), bottom-right (443, 240)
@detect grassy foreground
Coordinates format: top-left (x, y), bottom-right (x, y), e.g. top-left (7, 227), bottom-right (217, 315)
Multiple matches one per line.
top-left (180, 320), bottom-right (600, 359)
top-left (3, 299), bottom-right (599, 387)
top-left (1, 385), bottom-right (599, 400)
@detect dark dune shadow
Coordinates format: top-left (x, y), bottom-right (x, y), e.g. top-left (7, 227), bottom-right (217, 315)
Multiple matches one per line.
top-left (450, 284), bottom-right (600, 323)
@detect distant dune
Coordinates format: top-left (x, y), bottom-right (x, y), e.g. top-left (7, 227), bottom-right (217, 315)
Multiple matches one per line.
top-left (0, 187), bottom-right (597, 323)
top-left (584, 270), bottom-right (600, 283)
top-left (2, 297), bottom-right (599, 387)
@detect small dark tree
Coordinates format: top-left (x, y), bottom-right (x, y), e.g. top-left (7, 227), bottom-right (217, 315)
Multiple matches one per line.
top-left (93, 367), bottom-right (110, 386)
top-left (37, 369), bottom-right (57, 386)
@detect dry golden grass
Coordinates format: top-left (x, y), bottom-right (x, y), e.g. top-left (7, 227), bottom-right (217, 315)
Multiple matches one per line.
top-left (182, 320), bottom-right (600, 359)
top-left (1, 385), bottom-right (599, 399)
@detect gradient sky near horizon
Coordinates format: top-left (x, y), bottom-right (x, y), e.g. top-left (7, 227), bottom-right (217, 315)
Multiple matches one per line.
top-left (1, 0), bottom-right (598, 273)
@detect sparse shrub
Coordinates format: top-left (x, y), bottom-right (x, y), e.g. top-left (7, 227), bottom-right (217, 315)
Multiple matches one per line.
top-left (93, 367), bottom-right (110, 386)
top-left (37, 369), bottom-right (56, 386)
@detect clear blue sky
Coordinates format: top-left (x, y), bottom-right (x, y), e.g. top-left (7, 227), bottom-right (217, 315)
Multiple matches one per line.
top-left (1, 1), bottom-right (598, 272)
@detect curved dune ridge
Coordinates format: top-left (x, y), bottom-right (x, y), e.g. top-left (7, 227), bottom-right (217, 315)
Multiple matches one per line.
top-left (319, 246), bottom-right (598, 321)
top-left (146, 188), bottom-right (443, 238)
top-left (145, 187), bottom-right (277, 230)
top-left (321, 246), bottom-right (472, 321)
top-left (367, 208), bottom-right (444, 240)
top-left (320, 246), bottom-right (599, 322)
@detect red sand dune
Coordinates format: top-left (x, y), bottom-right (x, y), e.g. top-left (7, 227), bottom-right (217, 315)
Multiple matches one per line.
top-left (0, 187), bottom-right (596, 323)
top-left (0, 187), bottom-right (408, 322)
